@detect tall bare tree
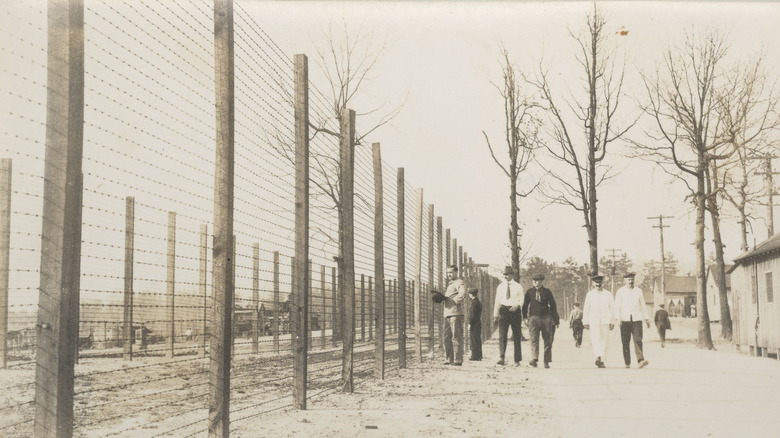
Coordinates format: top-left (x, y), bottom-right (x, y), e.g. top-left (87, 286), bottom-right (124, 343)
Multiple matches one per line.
top-left (526, 4), bottom-right (633, 274)
top-left (636, 29), bottom-right (778, 348)
top-left (483, 48), bottom-right (543, 278)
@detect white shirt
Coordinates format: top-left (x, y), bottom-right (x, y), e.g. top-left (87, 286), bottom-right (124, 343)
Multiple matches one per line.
top-left (493, 280), bottom-right (523, 317)
top-left (582, 288), bottom-right (614, 326)
top-left (614, 285), bottom-right (649, 322)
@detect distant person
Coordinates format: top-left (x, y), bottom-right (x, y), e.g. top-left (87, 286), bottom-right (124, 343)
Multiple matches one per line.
top-left (468, 287), bottom-right (483, 361)
top-left (614, 272), bottom-right (650, 368)
top-left (583, 274), bottom-right (614, 368)
top-left (690, 303), bottom-right (696, 318)
top-left (522, 273), bottom-right (559, 368)
top-left (569, 302), bottom-right (584, 348)
top-left (654, 304), bottom-right (672, 347)
top-left (493, 265), bottom-right (523, 366)
top-left (185, 328), bottom-right (193, 341)
top-left (443, 264), bottom-right (466, 366)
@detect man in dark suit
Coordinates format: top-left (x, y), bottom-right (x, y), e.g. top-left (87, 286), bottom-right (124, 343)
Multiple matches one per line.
top-left (522, 273), bottom-right (559, 368)
top-left (654, 304), bottom-right (672, 348)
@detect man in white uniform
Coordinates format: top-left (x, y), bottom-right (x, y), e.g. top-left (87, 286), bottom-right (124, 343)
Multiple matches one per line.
top-left (614, 272), bottom-right (650, 368)
top-left (582, 274), bottom-right (614, 368)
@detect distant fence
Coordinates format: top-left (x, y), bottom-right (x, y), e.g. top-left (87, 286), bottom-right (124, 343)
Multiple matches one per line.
top-left (0, 1), bottom-right (500, 437)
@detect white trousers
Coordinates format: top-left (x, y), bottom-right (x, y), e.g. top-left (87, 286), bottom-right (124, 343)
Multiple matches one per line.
top-left (589, 324), bottom-right (611, 360)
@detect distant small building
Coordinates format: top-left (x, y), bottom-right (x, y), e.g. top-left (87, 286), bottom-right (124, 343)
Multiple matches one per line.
top-left (706, 264), bottom-right (732, 322)
top-left (729, 233), bottom-right (780, 358)
top-left (652, 275), bottom-right (697, 317)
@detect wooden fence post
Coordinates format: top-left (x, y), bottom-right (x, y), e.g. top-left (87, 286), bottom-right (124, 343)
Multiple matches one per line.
top-left (436, 216), bottom-right (443, 352)
top-left (340, 107), bottom-right (356, 392)
top-left (252, 243), bottom-right (259, 355)
top-left (200, 224), bottom-right (208, 358)
top-left (34, 0), bottom-right (84, 433)
top-left (414, 189), bottom-right (423, 362)
top-left (0, 160), bottom-right (10, 369)
top-left (209, 0), bottom-right (235, 434)
top-left (321, 265), bottom-right (326, 349)
top-left (167, 212), bottom-right (176, 358)
top-left (427, 204), bottom-right (434, 356)
top-left (396, 168), bottom-right (406, 368)
top-left (274, 251), bottom-right (280, 353)
top-left (360, 274), bottom-right (366, 341)
top-left (123, 197), bottom-right (134, 361)
top-left (331, 266), bottom-right (337, 347)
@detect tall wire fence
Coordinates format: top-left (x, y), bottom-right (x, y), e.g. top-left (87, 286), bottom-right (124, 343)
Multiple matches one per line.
top-left (0, 1), bottom-right (499, 436)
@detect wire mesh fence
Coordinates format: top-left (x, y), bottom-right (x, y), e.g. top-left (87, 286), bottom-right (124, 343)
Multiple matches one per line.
top-left (0, 1), bottom-right (499, 436)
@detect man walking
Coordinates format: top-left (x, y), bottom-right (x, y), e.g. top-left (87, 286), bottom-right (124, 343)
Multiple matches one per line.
top-left (492, 265), bottom-right (523, 366)
top-left (654, 304), bottom-right (672, 347)
top-left (569, 302), bottom-right (584, 348)
top-left (443, 264), bottom-right (466, 366)
top-left (614, 272), bottom-right (650, 368)
top-left (467, 287), bottom-right (483, 361)
top-left (583, 274), bottom-right (614, 368)
top-left (522, 273), bottom-right (559, 368)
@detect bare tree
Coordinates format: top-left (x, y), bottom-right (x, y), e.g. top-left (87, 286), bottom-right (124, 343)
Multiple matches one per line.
top-left (525, 4), bottom-right (633, 274)
top-left (483, 47), bottom-right (543, 278)
top-left (269, 23), bottom-right (404, 344)
top-left (635, 29), bottom-right (779, 348)
top-left (705, 52), bottom-right (779, 341)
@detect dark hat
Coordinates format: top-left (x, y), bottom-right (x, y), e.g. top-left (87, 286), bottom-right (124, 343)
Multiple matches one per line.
top-left (624, 272), bottom-right (636, 278)
top-left (468, 287), bottom-right (478, 295)
top-left (574, 302), bottom-right (580, 306)
top-left (430, 290), bottom-right (446, 303)
top-left (503, 265), bottom-right (514, 275)
top-left (591, 274), bottom-right (604, 282)
top-left (659, 304), bottom-right (665, 308)
top-left (532, 273), bottom-right (545, 281)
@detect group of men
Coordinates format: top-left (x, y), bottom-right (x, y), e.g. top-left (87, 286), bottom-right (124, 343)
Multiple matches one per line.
top-left (438, 264), bottom-right (673, 369)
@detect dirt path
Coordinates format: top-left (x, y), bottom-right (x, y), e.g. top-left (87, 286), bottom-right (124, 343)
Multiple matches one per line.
top-left (241, 319), bottom-right (780, 438)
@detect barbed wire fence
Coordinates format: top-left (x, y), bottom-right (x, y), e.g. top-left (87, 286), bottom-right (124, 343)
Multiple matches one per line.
top-left (0, 1), bottom-right (500, 436)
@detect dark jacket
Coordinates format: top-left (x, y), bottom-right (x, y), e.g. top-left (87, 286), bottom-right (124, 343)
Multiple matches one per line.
top-left (522, 286), bottom-right (559, 325)
top-left (469, 297), bottom-right (482, 327)
top-left (654, 309), bottom-right (671, 330)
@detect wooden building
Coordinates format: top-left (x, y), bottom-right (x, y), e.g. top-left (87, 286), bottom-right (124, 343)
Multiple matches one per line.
top-left (652, 275), bottom-right (697, 317)
top-left (729, 234), bottom-right (780, 358)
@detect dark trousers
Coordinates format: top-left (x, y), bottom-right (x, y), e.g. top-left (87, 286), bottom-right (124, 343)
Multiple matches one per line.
top-left (571, 319), bottom-right (583, 347)
top-left (620, 320), bottom-right (645, 365)
top-left (469, 322), bottom-right (482, 360)
top-left (528, 315), bottom-right (554, 363)
top-left (657, 327), bottom-right (667, 343)
top-left (497, 305), bottom-right (522, 363)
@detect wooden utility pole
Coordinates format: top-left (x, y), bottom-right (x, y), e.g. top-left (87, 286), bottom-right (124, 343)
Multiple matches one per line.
top-left (291, 53), bottom-right (310, 408)
top-left (755, 156), bottom-right (779, 238)
top-left (604, 248), bottom-right (622, 293)
top-left (34, 0), bottom-right (85, 435)
top-left (373, 143), bottom-right (385, 378)
top-left (397, 168), bottom-right (406, 368)
top-left (0, 160), bottom-right (11, 369)
top-left (648, 215), bottom-right (673, 309)
top-left (209, 0), bottom-right (234, 435)
top-left (414, 189), bottom-right (424, 361)
top-left (340, 108), bottom-right (356, 392)
top-left (123, 197), bottom-right (134, 362)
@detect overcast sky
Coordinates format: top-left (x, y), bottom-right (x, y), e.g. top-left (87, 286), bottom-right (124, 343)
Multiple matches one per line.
top-left (245, 1), bottom-right (780, 274)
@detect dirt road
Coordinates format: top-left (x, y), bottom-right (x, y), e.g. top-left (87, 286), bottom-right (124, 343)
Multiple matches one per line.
top-left (243, 319), bottom-right (780, 438)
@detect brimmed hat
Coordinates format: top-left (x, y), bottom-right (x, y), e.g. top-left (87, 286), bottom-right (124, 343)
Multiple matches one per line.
top-left (467, 287), bottom-right (478, 296)
top-left (591, 274), bottom-right (604, 282)
top-left (503, 265), bottom-right (514, 275)
top-left (430, 290), bottom-right (446, 303)
top-left (532, 273), bottom-right (545, 281)
top-left (623, 272), bottom-right (636, 278)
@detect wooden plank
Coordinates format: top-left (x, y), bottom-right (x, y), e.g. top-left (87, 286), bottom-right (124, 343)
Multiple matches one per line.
top-left (414, 187), bottom-right (423, 362)
top-left (340, 108), bottom-right (356, 392)
top-left (167, 212), bottom-right (176, 358)
top-left (373, 142), bottom-right (385, 377)
top-left (0, 160), bottom-right (11, 369)
top-left (200, 224), bottom-right (208, 358)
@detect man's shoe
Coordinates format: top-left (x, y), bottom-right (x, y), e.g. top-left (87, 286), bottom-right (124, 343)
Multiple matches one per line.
top-left (452, 363), bottom-right (462, 366)
top-left (443, 361), bottom-right (451, 366)
top-left (595, 357), bottom-right (605, 368)
top-left (639, 359), bottom-right (649, 368)
top-left (625, 365), bottom-right (630, 368)
top-left (496, 359), bottom-right (505, 366)
top-left (544, 362), bottom-right (550, 368)
top-left (528, 360), bottom-right (538, 368)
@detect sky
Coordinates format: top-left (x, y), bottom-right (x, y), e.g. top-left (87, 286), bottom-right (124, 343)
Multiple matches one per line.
top-left (245, 0), bottom-right (780, 275)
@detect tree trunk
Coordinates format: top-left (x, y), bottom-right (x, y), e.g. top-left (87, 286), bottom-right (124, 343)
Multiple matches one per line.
top-left (695, 170), bottom-right (715, 349)
top-left (510, 165), bottom-right (520, 280)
